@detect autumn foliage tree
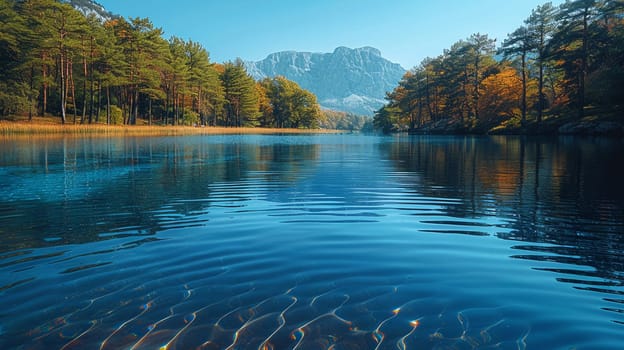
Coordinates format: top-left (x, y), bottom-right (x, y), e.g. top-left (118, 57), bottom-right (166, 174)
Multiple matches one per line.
top-left (376, 0), bottom-right (624, 134)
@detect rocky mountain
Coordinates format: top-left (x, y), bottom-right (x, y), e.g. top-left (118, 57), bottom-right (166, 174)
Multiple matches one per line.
top-left (246, 47), bottom-right (406, 116)
top-left (62, 0), bottom-right (114, 22)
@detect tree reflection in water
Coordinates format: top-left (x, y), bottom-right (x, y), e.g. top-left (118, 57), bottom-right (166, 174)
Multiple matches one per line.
top-left (384, 135), bottom-right (624, 323)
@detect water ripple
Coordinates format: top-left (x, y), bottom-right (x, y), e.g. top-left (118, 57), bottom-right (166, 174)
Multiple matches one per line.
top-left (1, 135), bottom-right (623, 349)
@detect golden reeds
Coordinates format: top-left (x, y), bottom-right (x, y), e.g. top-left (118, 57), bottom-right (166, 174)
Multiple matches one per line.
top-left (0, 121), bottom-right (341, 137)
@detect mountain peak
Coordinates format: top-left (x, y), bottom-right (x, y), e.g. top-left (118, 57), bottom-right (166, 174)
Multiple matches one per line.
top-left (247, 47), bottom-right (405, 115)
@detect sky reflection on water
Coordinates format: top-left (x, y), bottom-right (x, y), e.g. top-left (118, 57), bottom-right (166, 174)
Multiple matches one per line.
top-left (0, 134), bottom-right (623, 349)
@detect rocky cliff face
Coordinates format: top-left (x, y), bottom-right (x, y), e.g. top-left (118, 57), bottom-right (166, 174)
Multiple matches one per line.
top-left (63, 0), bottom-right (114, 22)
top-left (246, 47), bottom-right (406, 116)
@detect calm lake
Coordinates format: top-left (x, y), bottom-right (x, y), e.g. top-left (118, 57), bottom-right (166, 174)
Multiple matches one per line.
top-left (0, 134), bottom-right (623, 349)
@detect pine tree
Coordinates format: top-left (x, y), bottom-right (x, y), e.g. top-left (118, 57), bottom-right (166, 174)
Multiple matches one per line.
top-left (441, 42), bottom-right (472, 123)
top-left (585, 0), bottom-right (624, 109)
top-left (526, 2), bottom-right (557, 123)
top-left (167, 36), bottom-right (190, 125)
top-left (500, 26), bottom-right (532, 126)
top-left (221, 60), bottom-right (259, 127)
top-left (550, 0), bottom-right (599, 118)
top-left (99, 18), bottom-right (128, 124)
top-left (204, 63), bottom-right (225, 126)
top-left (46, 1), bottom-right (89, 123)
top-left (466, 33), bottom-right (496, 121)
top-left (0, 0), bottom-right (33, 116)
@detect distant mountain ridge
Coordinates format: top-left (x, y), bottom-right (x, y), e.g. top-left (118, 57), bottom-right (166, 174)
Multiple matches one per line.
top-left (246, 47), bottom-right (406, 116)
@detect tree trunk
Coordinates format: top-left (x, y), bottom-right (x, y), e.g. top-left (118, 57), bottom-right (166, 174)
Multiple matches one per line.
top-left (106, 85), bottom-right (111, 125)
top-left (89, 37), bottom-right (95, 124)
top-left (126, 88), bottom-right (132, 125)
top-left (29, 64), bottom-right (35, 121)
top-left (462, 68), bottom-right (470, 122)
top-left (425, 74), bottom-right (433, 120)
top-left (537, 30), bottom-right (545, 124)
top-left (60, 51), bottom-right (67, 124)
top-left (95, 80), bottom-right (101, 123)
top-left (148, 97), bottom-right (152, 125)
top-left (82, 41), bottom-right (87, 124)
top-left (69, 59), bottom-right (77, 124)
top-left (538, 61), bottom-right (544, 124)
top-left (42, 53), bottom-right (48, 117)
top-left (181, 93), bottom-right (185, 125)
top-left (164, 88), bottom-right (169, 125)
top-left (417, 95), bottom-right (423, 127)
top-left (521, 51), bottom-right (527, 127)
top-left (473, 56), bottom-right (480, 121)
top-left (121, 89), bottom-right (127, 125)
top-left (174, 91), bottom-right (179, 125)
top-left (197, 85), bottom-right (203, 125)
top-left (133, 89), bottom-right (139, 125)
top-left (578, 6), bottom-right (589, 119)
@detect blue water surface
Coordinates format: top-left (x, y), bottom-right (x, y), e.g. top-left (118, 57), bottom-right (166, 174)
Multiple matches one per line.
top-left (0, 134), bottom-right (623, 349)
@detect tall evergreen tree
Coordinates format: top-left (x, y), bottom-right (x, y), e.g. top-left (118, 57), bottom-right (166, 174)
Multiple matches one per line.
top-left (47, 1), bottom-right (89, 123)
top-left (221, 60), bottom-right (259, 127)
top-left (167, 36), bottom-right (190, 125)
top-left (113, 17), bottom-right (166, 124)
top-left (204, 63), bottom-right (225, 126)
top-left (184, 40), bottom-right (209, 123)
top-left (99, 18), bottom-right (128, 124)
top-left (0, 0), bottom-right (32, 116)
top-left (441, 42), bottom-right (472, 123)
top-left (500, 26), bottom-right (532, 126)
top-left (586, 0), bottom-right (624, 109)
top-left (526, 2), bottom-right (557, 123)
top-left (13, 0), bottom-right (50, 118)
top-left (466, 33), bottom-right (497, 121)
top-left (550, 0), bottom-right (599, 118)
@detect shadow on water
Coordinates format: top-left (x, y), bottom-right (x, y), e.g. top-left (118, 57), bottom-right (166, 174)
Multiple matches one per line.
top-left (383, 135), bottom-right (624, 324)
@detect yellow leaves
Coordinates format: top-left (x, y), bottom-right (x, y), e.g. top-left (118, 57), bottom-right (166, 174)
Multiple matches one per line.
top-left (103, 19), bottom-right (118, 29)
top-left (481, 67), bottom-right (522, 93)
top-left (478, 67), bottom-right (524, 120)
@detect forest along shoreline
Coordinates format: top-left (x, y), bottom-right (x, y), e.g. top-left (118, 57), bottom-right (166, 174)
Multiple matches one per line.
top-left (374, 1), bottom-right (624, 137)
top-left (1, 1), bottom-right (369, 133)
top-left (2, 0), bottom-right (622, 137)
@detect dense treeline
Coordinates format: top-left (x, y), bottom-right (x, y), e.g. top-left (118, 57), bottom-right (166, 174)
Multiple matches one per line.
top-left (375, 0), bottom-right (624, 134)
top-left (0, 0), bottom-right (322, 128)
top-left (320, 110), bottom-right (373, 132)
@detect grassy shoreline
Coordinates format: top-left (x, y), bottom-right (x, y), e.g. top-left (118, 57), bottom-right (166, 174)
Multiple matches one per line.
top-left (0, 120), bottom-right (341, 137)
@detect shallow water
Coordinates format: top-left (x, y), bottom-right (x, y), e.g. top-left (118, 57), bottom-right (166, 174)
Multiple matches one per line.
top-left (0, 134), bottom-right (623, 349)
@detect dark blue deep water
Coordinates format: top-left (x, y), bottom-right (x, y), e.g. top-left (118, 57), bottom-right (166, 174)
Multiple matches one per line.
top-left (0, 134), bottom-right (623, 349)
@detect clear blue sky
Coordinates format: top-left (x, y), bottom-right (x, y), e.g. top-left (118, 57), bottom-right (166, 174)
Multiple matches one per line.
top-left (97, 0), bottom-right (564, 69)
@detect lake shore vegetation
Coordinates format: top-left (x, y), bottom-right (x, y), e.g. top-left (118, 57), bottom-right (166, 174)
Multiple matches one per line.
top-left (0, 0), bottom-right (324, 130)
top-left (375, 0), bottom-right (624, 135)
top-left (0, 119), bottom-right (341, 137)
